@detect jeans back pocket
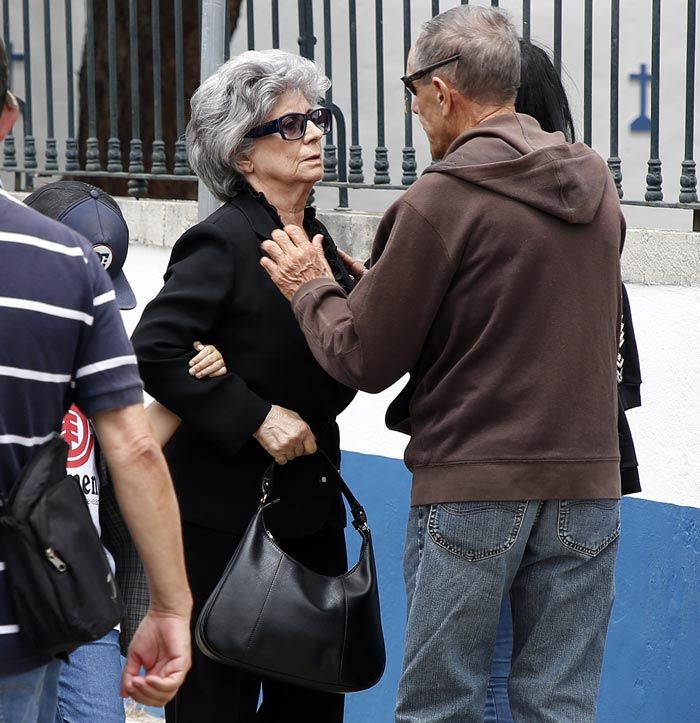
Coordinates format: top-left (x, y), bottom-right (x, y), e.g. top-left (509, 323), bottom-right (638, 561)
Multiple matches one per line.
top-left (427, 501), bottom-right (528, 561)
top-left (557, 499), bottom-right (620, 557)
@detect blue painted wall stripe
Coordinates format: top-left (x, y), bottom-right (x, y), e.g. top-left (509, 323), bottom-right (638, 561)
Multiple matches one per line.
top-left (340, 450), bottom-right (700, 722)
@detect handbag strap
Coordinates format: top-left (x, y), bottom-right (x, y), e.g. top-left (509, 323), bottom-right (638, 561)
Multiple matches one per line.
top-left (260, 449), bottom-right (369, 532)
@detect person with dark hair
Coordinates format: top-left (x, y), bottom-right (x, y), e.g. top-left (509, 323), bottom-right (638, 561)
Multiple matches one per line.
top-left (0, 38), bottom-right (191, 721)
top-left (262, 5), bottom-right (625, 721)
top-left (516, 39), bottom-right (576, 142)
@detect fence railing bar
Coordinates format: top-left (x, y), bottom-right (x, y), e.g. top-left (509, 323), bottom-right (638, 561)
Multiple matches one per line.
top-left (607, 0), bottom-right (622, 198)
top-left (401, 0), bottom-right (417, 185)
top-left (21, 0), bottom-right (36, 173)
top-left (151, 0), bottom-right (166, 174)
top-left (583, 0), bottom-right (593, 147)
top-left (322, 0), bottom-right (338, 187)
top-left (553, 0), bottom-right (562, 76)
top-left (173, 0), bottom-right (189, 175)
top-left (246, 0), bottom-right (254, 51)
top-left (63, 0), bottom-right (77, 171)
top-left (297, 0), bottom-right (315, 61)
top-left (223, 0), bottom-right (230, 62)
top-left (522, 0), bottom-right (531, 42)
top-left (107, 0), bottom-right (123, 173)
top-left (645, 0), bottom-right (663, 201)
top-left (271, 0), bottom-right (280, 49)
top-left (42, 0), bottom-right (57, 171)
top-left (680, 0), bottom-right (697, 203)
top-left (330, 104), bottom-right (349, 208)
top-left (374, 0), bottom-right (389, 184)
top-left (128, 0), bottom-right (146, 196)
top-left (2, 0), bottom-right (16, 170)
top-left (348, 0), bottom-right (363, 183)
top-left (85, 0), bottom-right (100, 172)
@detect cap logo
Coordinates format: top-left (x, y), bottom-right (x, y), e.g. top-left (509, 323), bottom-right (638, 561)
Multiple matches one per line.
top-left (93, 243), bottom-right (113, 270)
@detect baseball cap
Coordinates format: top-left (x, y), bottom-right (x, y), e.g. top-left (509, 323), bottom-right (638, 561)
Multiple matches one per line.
top-left (24, 180), bottom-right (136, 310)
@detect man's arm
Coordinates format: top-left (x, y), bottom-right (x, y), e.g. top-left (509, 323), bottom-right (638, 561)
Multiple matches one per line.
top-left (91, 403), bottom-right (192, 707)
top-left (261, 199), bottom-right (457, 393)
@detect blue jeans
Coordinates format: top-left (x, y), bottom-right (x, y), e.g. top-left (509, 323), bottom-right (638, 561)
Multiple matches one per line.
top-left (397, 499), bottom-right (619, 723)
top-left (0, 658), bottom-right (62, 723)
top-left (55, 629), bottom-right (125, 723)
top-left (484, 597), bottom-right (513, 723)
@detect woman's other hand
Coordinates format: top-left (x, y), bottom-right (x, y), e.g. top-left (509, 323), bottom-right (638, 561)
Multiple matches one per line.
top-left (337, 248), bottom-right (368, 285)
top-left (189, 341), bottom-right (227, 378)
top-left (253, 405), bottom-right (317, 464)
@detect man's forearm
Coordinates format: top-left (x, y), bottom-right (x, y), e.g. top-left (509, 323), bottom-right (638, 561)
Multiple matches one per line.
top-left (92, 404), bottom-right (192, 615)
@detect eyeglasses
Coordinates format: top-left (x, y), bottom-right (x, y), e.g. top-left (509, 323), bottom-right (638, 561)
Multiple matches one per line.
top-left (401, 53), bottom-right (461, 96)
top-left (246, 107), bottom-right (332, 141)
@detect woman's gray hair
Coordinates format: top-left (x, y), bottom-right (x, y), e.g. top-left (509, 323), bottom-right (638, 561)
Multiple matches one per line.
top-left (413, 6), bottom-right (520, 105)
top-left (186, 49), bottom-right (330, 201)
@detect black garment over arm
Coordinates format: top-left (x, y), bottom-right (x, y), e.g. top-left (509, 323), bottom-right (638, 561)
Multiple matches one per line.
top-left (131, 216), bottom-right (271, 455)
top-left (130, 192), bottom-right (356, 537)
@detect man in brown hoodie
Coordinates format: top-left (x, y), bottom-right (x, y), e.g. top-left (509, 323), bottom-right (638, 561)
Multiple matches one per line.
top-left (261, 6), bottom-right (624, 722)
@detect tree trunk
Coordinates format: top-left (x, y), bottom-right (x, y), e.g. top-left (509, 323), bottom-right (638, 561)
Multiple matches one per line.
top-left (78, 0), bottom-right (242, 199)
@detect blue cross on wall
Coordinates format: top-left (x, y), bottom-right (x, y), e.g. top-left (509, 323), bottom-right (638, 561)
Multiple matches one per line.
top-left (629, 63), bottom-right (651, 132)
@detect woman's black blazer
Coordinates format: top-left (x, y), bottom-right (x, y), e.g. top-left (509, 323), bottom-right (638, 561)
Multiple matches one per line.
top-left (131, 190), bottom-right (356, 538)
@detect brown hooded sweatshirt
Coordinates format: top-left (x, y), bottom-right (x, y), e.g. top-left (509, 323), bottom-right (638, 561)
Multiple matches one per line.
top-left (292, 113), bottom-right (624, 505)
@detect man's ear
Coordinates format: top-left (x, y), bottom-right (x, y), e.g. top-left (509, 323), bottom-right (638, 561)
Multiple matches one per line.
top-left (432, 76), bottom-right (454, 116)
top-left (0, 95), bottom-right (20, 141)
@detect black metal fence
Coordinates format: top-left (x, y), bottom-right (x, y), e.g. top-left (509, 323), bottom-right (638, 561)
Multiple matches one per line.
top-left (1, 0), bottom-right (699, 222)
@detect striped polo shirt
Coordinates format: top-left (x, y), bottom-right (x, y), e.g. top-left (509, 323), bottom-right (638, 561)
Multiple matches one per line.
top-left (0, 190), bottom-right (143, 675)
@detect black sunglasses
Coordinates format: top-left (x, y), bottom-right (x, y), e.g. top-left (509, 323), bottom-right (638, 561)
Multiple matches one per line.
top-left (401, 53), bottom-right (461, 96)
top-left (246, 107), bottom-right (332, 141)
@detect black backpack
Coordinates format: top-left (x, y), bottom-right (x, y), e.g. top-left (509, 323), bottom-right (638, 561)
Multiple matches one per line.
top-left (0, 435), bottom-right (123, 655)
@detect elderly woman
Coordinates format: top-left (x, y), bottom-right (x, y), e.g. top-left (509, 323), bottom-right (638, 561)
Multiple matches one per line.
top-left (131, 50), bottom-right (355, 723)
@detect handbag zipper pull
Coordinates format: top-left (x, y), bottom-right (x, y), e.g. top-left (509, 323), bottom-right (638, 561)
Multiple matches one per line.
top-left (45, 547), bottom-right (67, 572)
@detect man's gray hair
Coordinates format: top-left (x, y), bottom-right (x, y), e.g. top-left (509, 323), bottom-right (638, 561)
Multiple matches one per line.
top-left (413, 6), bottom-right (520, 105)
top-left (186, 49), bottom-right (330, 201)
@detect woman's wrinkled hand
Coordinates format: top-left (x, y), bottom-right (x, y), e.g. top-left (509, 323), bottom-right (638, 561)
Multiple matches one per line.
top-left (253, 404), bottom-right (317, 464)
top-left (189, 341), bottom-right (227, 378)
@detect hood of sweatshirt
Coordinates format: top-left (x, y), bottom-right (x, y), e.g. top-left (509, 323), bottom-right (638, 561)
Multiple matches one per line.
top-left (424, 113), bottom-right (610, 225)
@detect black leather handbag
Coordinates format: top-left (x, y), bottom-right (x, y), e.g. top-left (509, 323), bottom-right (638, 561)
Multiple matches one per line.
top-left (195, 451), bottom-right (386, 693)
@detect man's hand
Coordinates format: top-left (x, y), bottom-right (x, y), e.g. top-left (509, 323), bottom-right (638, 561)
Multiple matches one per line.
top-left (121, 609), bottom-right (191, 707)
top-left (253, 404), bottom-right (317, 464)
top-left (337, 248), bottom-right (368, 285)
top-left (260, 225), bottom-right (334, 301)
